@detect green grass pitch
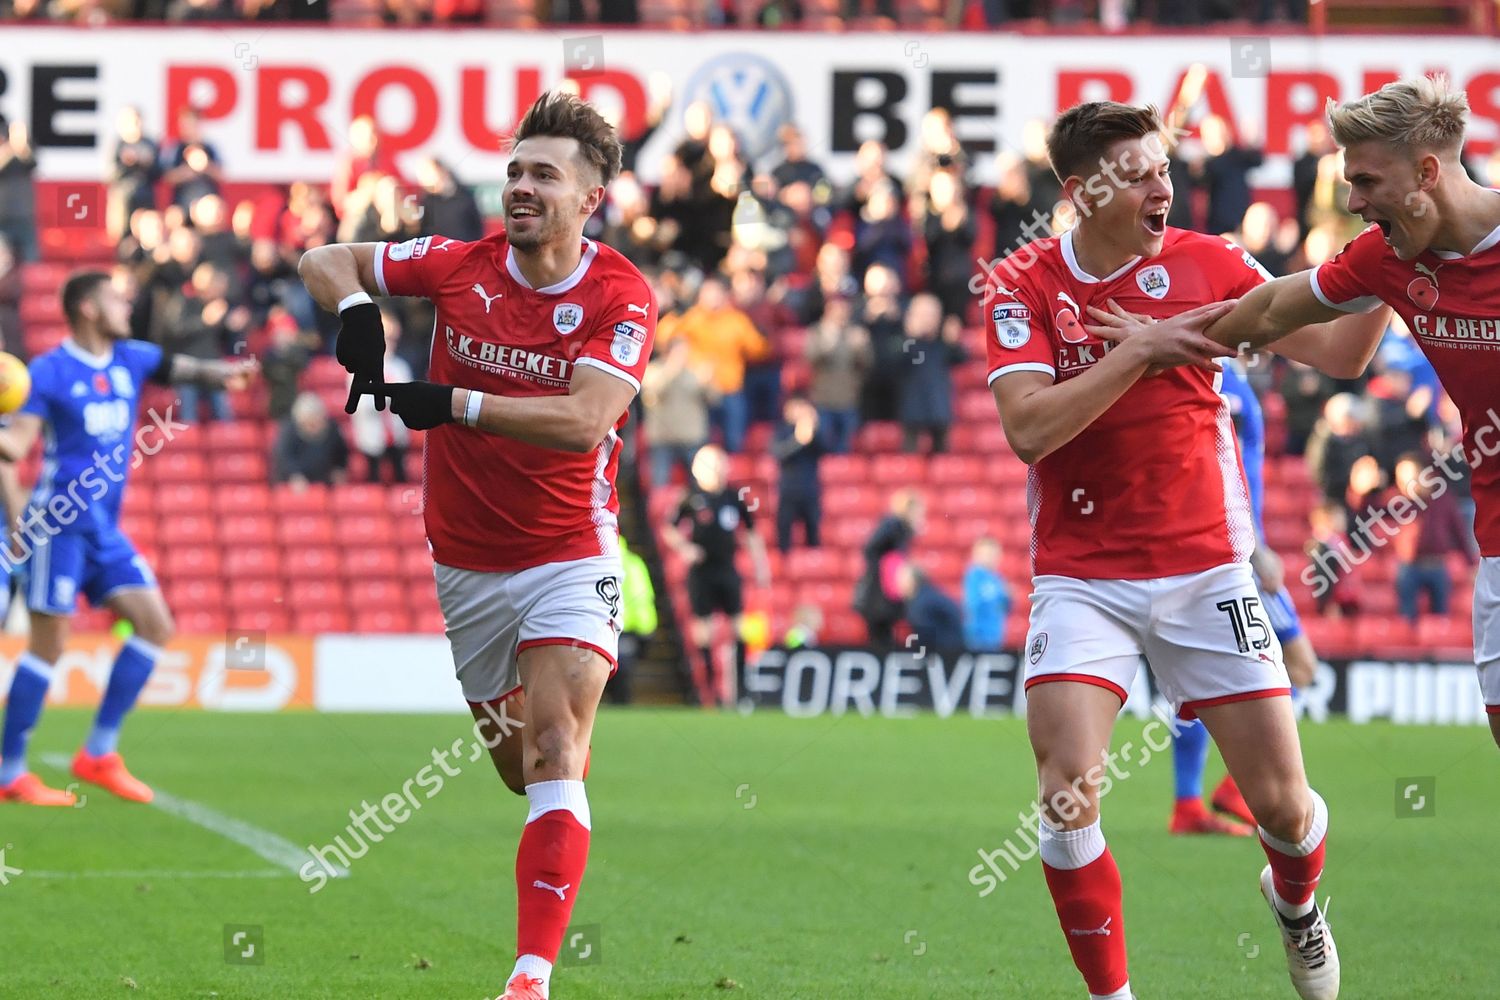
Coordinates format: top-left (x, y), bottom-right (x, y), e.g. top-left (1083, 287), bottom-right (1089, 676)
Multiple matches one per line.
top-left (1, 708), bottom-right (1493, 998)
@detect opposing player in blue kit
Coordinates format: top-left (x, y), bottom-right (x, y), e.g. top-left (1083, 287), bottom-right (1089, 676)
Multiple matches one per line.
top-left (1169, 357), bottom-right (1323, 836)
top-left (0, 271), bottom-right (254, 806)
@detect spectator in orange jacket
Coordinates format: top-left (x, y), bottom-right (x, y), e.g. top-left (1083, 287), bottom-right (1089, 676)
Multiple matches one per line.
top-left (663, 274), bottom-right (768, 452)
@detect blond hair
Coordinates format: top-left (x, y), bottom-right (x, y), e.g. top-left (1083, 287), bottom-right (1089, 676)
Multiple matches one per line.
top-left (1326, 75), bottom-right (1468, 156)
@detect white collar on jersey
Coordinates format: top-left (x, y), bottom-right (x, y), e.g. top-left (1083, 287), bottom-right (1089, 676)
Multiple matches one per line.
top-left (1060, 229), bottom-right (1142, 284)
top-left (1430, 220), bottom-right (1500, 260)
top-left (61, 337), bottom-right (114, 369)
top-left (505, 238), bottom-right (599, 294)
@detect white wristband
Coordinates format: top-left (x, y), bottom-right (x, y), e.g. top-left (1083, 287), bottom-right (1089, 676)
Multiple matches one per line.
top-left (337, 291), bottom-right (374, 313)
top-left (462, 389), bottom-right (483, 427)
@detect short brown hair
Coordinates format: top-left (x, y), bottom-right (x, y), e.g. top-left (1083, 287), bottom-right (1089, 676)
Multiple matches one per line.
top-left (1046, 102), bottom-right (1164, 183)
top-left (61, 270), bottom-right (112, 327)
top-left (510, 91), bottom-right (623, 188)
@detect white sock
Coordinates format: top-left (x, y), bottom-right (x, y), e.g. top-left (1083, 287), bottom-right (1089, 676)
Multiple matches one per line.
top-left (511, 953), bottom-right (552, 994)
top-left (524, 779), bottom-right (591, 829)
top-left (1090, 983), bottom-right (1131, 1000)
top-left (1038, 818), bottom-right (1107, 871)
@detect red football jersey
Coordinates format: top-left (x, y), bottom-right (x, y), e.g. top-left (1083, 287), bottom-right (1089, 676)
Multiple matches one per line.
top-left (984, 227), bottom-right (1265, 579)
top-left (1313, 222), bottom-right (1500, 555)
top-left (375, 233), bottom-right (655, 573)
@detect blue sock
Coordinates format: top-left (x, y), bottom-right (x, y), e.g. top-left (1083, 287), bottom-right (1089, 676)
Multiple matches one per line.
top-left (1172, 718), bottom-right (1211, 803)
top-left (85, 637), bottom-right (161, 758)
top-left (1, 653), bottom-right (56, 786)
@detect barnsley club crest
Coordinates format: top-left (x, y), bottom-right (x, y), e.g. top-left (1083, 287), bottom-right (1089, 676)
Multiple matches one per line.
top-left (1135, 264), bottom-right (1170, 300)
top-left (553, 302), bottom-right (584, 335)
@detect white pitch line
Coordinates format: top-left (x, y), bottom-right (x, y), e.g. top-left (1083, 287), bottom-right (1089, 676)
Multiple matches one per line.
top-left (27, 869), bottom-right (286, 879)
top-left (38, 754), bottom-right (347, 880)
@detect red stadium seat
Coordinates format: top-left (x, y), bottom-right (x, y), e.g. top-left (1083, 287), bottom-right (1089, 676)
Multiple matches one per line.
top-left (342, 547), bottom-right (400, 577)
top-left (227, 578), bottom-right (286, 610)
top-left (410, 606), bottom-right (447, 634)
top-left (352, 607), bottom-right (413, 633)
top-left (152, 451), bottom-right (208, 483)
top-left (203, 421), bottom-right (264, 453)
top-left (332, 484), bottom-right (389, 515)
top-left (219, 515), bottom-right (276, 548)
top-left (293, 609), bottom-right (351, 633)
top-left (212, 482), bottom-right (271, 515)
top-left (234, 608), bottom-right (289, 632)
top-left (167, 577), bottom-right (225, 610)
top-left (401, 548), bottom-right (437, 580)
top-left (224, 546), bottom-right (282, 579)
top-left (1417, 614), bottom-right (1472, 655)
top-left (276, 514), bottom-right (335, 547)
top-left (155, 482), bottom-right (212, 510)
top-left (385, 485), bottom-right (426, 517)
top-left (271, 483), bottom-right (330, 514)
top-left (164, 514), bottom-right (216, 547)
top-left (176, 608), bottom-right (226, 633)
top-left (161, 545), bottom-right (222, 579)
top-left (285, 546), bottom-right (343, 580)
top-left (854, 422), bottom-right (903, 453)
top-left (288, 578), bottom-right (346, 609)
top-left (347, 578), bottom-right (405, 607)
top-left (210, 451), bottom-right (269, 483)
top-left (338, 514), bottom-right (391, 547)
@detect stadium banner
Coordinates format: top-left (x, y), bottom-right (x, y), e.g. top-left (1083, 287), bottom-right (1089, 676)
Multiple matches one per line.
top-left (746, 647), bottom-right (1491, 725)
top-left (4, 27), bottom-right (1499, 188)
top-left (0, 633), bottom-right (315, 710)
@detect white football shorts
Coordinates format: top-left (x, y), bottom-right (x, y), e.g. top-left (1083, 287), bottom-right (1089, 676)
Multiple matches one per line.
top-left (435, 554), bottom-right (621, 703)
top-left (1473, 556), bottom-right (1500, 712)
top-left (1023, 561), bottom-right (1289, 718)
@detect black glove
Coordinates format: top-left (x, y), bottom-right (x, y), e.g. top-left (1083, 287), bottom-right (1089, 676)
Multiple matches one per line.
top-left (382, 381), bottom-right (457, 431)
top-left (336, 301), bottom-right (386, 413)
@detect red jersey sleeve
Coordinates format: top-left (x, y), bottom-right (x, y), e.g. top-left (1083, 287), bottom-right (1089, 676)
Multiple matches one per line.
top-left (1309, 226), bottom-right (1387, 313)
top-left (575, 271), bottom-right (656, 392)
top-left (373, 235), bottom-right (471, 298)
top-left (983, 278), bottom-right (1054, 387)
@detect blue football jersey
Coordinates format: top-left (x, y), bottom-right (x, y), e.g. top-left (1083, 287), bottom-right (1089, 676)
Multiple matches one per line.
top-left (1219, 360), bottom-right (1265, 534)
top-left (21, 338), bottom-right (165, 535)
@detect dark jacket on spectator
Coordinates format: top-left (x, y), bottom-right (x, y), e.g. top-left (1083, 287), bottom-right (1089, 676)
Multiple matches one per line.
top-left (272, 419), bottom-right (349, 485)
top-left (1204, 145), bottom-right (1265, 235)
top-left (907, 575), bottom-right (964, 650)
top-left (421, 183), bottom-right (485, 243)
top-left (898, 335), bottom-right (965, 428)
top-left (771, 420), bottom-right (824, 498)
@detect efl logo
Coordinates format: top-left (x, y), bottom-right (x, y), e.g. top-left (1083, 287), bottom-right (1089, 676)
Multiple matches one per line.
top-left (992, 303), bottom-right (1031, 350)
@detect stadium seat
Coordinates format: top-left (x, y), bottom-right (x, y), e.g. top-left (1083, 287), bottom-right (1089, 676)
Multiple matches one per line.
top-left (168, 577), bottom-right (225, 610)
top-left (224, 546), bottom-right (282, 579)
top-left (212, 482), bottom-right (271, 515)
top-left (401, 549), bottom-right (437, 580)
top-left (210, 451), bottom-right (269, 483)
top-left (343, 547), bottom-right (400, 577)
top-left (338, 514), bottom-right (393, 548)
top-left (410, 606), bottom-right (448, 634)
top-left (332, 484), bottom-right (389, 515)
top-left (234, 608), bottom-right (290, 632)
top-left (152, 451), bottom-right (208, 483)
top-left (293, 609), bottom-right (351, 633)
top-left (271, 483), bottom-right (331, 514)
top-left (854, 422), bottom-right (903, 453)
top-left (348, 578), bottom-right (405, 607)
top-left (220, 514), bottom-right (276, 548)
top-left (285, 546), bottom-right (343, 580)
top-left (203, 422), bottom-right (264, 453)
top-left (287, 578), bottom-right (345, 608)
top-left (353, 607), bottom-right (413, 633)
top-left (155, 482), bottom-right (212, 510)
top-left (276, 514), bottom-right (335, 547)
top-left (161, 545), bottom-right (222, 579)
top-left (176, 608), bottom-right (226, 633)
top-left (228, 578), bottom-right (286, 610)
top-left (164, 514), bottom-right (217, 546)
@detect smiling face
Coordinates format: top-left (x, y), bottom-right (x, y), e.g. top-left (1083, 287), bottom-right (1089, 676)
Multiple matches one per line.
top-left (503, 135), bottom-right (603, 253)
top-left (1342, 141), bottom-right (1442, 261)
top-left (1072, 135), bottom-right (1173, 259)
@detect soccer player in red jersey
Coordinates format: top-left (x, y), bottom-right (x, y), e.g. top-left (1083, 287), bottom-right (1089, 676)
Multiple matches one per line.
top-left (984, 102), bottom-right (1389, 1000)
top-left (1096, 76), bottom-right (1500, 749)
top-left (299, 93), bottom-right (654, 1000)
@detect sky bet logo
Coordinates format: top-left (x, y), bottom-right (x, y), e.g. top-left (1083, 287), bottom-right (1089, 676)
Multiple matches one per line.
top-left (445, 326), bottom-right (571, 384)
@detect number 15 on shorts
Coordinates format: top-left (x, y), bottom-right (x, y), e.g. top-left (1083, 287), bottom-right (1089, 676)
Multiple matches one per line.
top-left (1216, 597), bottom-right (1272, 653)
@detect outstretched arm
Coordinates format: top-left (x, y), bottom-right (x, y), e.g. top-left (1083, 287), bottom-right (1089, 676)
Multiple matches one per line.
top-left (297, 242), bottom-right (383, 311)
top-left (167, 355), bottom-right (259, 390)
top-left (460, 365), bottom-right (638, 454)
top-left (1204, 271), bottom-right (1389, 378)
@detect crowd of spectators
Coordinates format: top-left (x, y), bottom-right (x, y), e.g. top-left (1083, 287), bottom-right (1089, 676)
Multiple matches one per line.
top-left (0, 0), bottom-right (1314, 26)
top-left (1, 64), bottom-right (1492, 654)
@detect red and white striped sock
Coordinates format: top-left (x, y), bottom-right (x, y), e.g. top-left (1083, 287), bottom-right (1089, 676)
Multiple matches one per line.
top-left (511, 780), bottom-right (592, 997)
top-left (1259, 789), bottom-right (1328, 922)
top-left (1039, 819), bottom-right (1130, 999)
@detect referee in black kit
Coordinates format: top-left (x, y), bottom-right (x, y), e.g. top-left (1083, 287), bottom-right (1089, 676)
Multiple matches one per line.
top-left (662, 444), bottom-right (770, 708)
